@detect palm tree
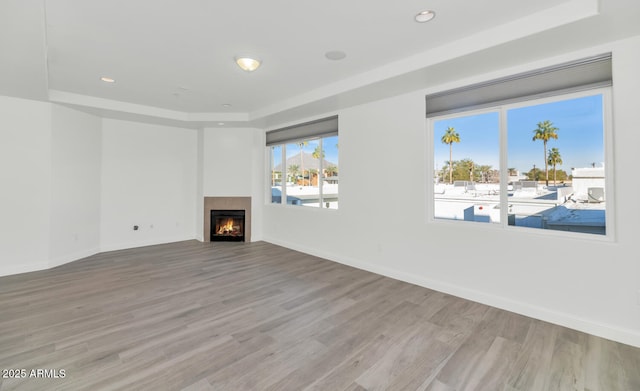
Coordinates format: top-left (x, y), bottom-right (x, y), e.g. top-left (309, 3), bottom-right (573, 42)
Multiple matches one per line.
top-left (312, 145), bottom-right (325, 160)
top-left (532, 120), bottom-right (559, 186)
top-left (478, 165), bottom-right (492, 183)
top-left (297, 141), bottom-right (308, 185)
top-left (441, 127), bottom-right (461, 184)
top-left (547, 148), bottom-right (563, 186)
top-left (442, 161), bottom-right (453, 182)
top-left (311, 145), bottom-right (325, 186)
top-left (288, 164), bottom-right (299, 184)
top-left (325, 165), bottom-right (338, 177)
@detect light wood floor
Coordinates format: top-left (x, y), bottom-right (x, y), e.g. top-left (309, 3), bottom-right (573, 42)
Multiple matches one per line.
top-left (1, 241), bottom-right (639, 391)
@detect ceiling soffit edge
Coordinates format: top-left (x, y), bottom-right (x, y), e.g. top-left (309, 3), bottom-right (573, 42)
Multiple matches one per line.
top-left (46, 0), bottom-right (600, 128)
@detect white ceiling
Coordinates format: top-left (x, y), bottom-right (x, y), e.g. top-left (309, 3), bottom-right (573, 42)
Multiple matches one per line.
top-left (1, 0), bottom-right (640, 128)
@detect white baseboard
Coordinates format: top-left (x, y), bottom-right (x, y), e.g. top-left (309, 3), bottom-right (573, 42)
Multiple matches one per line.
top-left (49, 247), bottom-right (100, 269)
top-left (0, 261), bottom-right (50, 278)
top-left (262, 235), bottom-right (640, 348)
top-left (249, 233), bottom-right (263, 242)
top-left (99, 235), bottom-right (196, 253)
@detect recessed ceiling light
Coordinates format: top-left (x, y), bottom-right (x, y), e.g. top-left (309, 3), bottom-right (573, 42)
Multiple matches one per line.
top-left (100, 76), bottom-right (115, 83)
top-left (221, 103), bottom-right (232, 108)
top-left (235, 57), bottom-right (261, 72)
top-left (218, 122), bottom-right (225, 126)
top-left (325, 50), bottom-right (346, 61)
top-left (415, 10), bottom-right (436, 23)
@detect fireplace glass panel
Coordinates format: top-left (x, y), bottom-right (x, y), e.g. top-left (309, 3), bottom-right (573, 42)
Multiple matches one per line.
top-left (211, 210), bottom-right (245, 242)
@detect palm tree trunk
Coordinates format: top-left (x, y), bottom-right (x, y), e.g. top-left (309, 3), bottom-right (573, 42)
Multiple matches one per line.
top-left (448, 143), bottom-right (453, 184)
top-left (299, 148), bottom-right (304, 186)
top-left (543, 140), bottom-right (549, 186)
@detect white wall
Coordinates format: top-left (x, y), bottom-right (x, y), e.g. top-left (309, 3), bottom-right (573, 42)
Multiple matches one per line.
top-left (1, 103), bottom-right (199, 273)
top-left (49, 104), bottom-right (102, 266)
top-left (202, 127), bottom-right (264, 241)
top-left (0, 96), bottom-right (51, 276)
top-left (195, 129), bottom-right (204, 241)
top-left (202, 127), bottom-right (259, 195)
top-left (100, 119), bottom-right (197, 251)
top-left (262, 36), bottom-right (640, 347)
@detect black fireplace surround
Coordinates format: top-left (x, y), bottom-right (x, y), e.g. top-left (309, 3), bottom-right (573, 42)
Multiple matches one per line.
top-left (210, 210), bottom-right (245, 242)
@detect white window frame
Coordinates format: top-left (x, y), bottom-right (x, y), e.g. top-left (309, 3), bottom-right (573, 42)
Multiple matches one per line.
top-left (427, 87), bottom-right (615, 241)
top-left (266, 134), bottom-right (339, 210)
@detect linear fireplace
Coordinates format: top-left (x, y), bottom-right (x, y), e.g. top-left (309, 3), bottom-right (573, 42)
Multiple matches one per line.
top-left (211, 210), bottom-right (245, 242)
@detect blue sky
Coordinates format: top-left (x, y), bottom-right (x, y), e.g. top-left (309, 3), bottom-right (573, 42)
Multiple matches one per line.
top-left (433, 94), bottom-right (604, 174)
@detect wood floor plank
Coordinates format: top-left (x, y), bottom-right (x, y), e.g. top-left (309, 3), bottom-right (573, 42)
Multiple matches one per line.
top-left (503, 322), bottom-right (558, 390)
top-left (546, 333), bottom-right (586, 390)
top-left (206, 337), bottom-right (327, 390)
top-left (1, 240), bottom-right (639, 391)
top-left (303, 334), bottom-right (395, 391)
top-left (355, 322), bottom-right (454, 391)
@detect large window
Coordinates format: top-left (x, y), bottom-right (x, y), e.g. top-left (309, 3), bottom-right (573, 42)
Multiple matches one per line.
top-left (267, 117), bottom-right (339, 209)
top-left (429, 55), bottom-right (612, 237)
